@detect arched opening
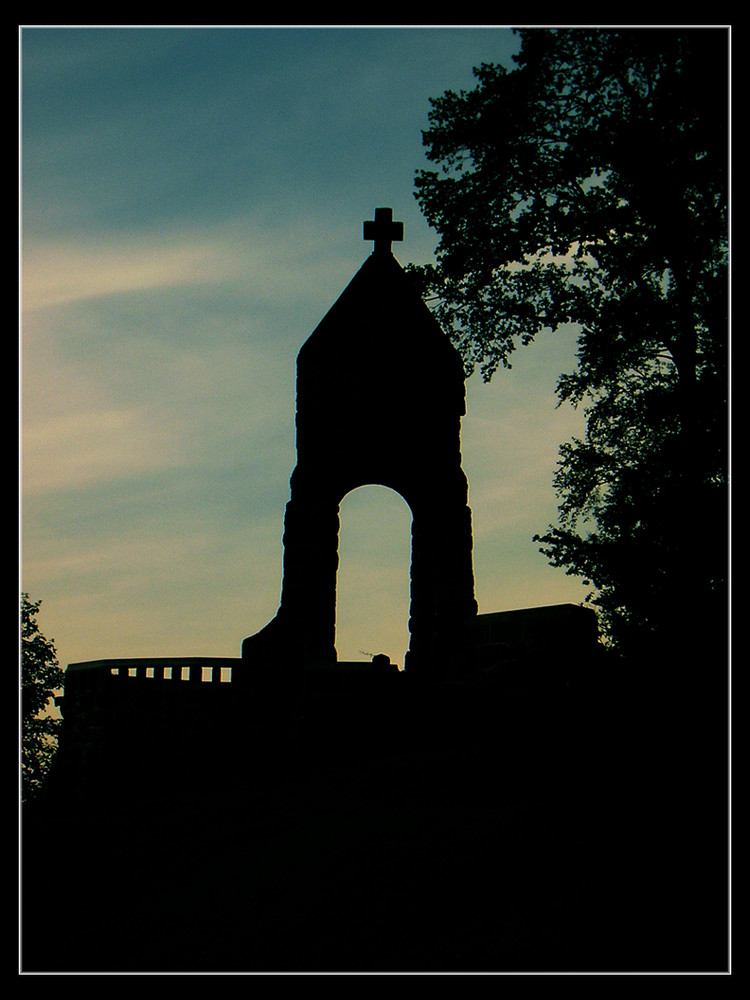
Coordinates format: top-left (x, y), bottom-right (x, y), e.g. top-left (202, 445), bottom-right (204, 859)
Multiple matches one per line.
top-left (336, 485), bottom-right (412, 668)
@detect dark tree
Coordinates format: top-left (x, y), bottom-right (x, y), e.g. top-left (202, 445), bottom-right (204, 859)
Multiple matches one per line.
top-left (21, 593), bottom-right (64, 801)
top-left (411, 28), bottom-right (728, 666)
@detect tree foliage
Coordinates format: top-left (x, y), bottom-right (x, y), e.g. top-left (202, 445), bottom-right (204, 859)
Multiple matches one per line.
top-left (412, 28), bottom-right (728, 658)
top-left (21, 593), bottom-right (64, 801)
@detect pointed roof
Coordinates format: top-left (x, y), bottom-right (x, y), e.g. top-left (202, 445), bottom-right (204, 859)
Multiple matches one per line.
top-left (298, 210), bottom-right (464, 392)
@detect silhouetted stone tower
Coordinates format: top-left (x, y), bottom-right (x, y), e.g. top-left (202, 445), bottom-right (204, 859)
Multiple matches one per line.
top-left (242, 209), bottom-right (477, 680)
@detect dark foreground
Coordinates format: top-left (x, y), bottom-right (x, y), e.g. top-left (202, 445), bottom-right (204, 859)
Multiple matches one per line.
top-left (21, 668), bottom-right (729, 974)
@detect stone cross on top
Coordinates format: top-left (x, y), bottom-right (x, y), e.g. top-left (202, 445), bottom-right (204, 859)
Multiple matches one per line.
top-left (363, 207), bottom-right (404, 255)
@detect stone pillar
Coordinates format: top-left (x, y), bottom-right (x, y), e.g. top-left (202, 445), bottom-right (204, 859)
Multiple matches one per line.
top-left (242, 218), bottom-right (477, 682)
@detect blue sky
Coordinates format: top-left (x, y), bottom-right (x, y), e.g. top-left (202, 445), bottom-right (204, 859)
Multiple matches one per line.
top-left (21, 26), bottom-right (589, 673)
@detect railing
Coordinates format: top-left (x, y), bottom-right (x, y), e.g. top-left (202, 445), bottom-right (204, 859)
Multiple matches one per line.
top-left (53, 658), bottom-right (249, 798)
top-left (62, 657), bottom-right (243, 700)
top-left (107, 658), bottom-right (238, 683)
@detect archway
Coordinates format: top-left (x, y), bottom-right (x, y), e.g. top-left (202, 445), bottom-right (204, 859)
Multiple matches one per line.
top-left (242, 213), bottom-right (477, 678)
top-left (336, 485), bottom-right (412, 667)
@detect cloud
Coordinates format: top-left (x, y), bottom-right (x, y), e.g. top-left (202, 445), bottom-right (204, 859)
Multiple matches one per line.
top-left (21, 209), bottom-right (375, 321)
top-left (22, 238), bottom-right (232, 312)
top-left (21, 407), bottom-right (184, 495)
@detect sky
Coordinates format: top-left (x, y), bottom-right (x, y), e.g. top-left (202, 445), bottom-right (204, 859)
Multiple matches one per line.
top-left (21, 25), bottom-right (591, 676)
